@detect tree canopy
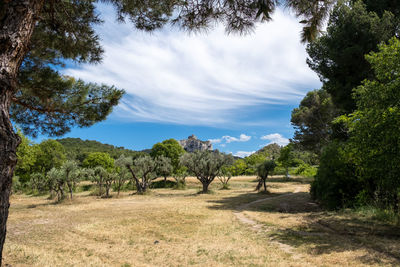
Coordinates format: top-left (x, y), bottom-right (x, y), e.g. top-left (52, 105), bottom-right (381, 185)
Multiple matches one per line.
top-left (291, 89), bottom-right (337, 154)
top-left (306, 0), bottom-right (398, 113)
top-left (150, 139), bottom-right (185, 173)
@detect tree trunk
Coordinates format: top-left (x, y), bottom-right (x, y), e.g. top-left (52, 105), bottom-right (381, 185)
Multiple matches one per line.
top-left (201, 182), bottom-right (209, 193)
top-left (69, 187), bottom-right (73, 200)
top-left (0, 1), bottom-right (44, 263)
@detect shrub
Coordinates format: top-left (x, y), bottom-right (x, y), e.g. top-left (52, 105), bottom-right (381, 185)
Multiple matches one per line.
top-left (310, 142), bottom-right (360, 209)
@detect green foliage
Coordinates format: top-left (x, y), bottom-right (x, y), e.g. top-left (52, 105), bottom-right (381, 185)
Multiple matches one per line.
top-left (57, 137), bottom-right (145, 163)
top-left (150, 139), bottom-right (185, 173)
top-left (131, 156), bottom-right (159, 193)
top-left (29, 173), bottom-right (47, 193)
top-left (244, 153), bottom-right (267, 175)
top-left (306, 0), bottom-right (398, 113)
top-left (91, 166), bottom-right (108, 196)
top-left (340, 37), bottom-right (400, 211)
top-left (291, 89), bottom-right (338, 154)
top-left (12, 0), bottom-right (124, 138)
top-left (181, 151), bottom-right (233, 193)
top-left (11, 176), bottom-right (22, 194)
top-left (150, 180), bottom-right (177, 189)
top-left (310, 142), bottom-right (359, 209)
top-left (278, 144), bottom-right (296, 179)
top-left (229, 159), bottom-right (247, 176)
top-left (113, 159), bottom-right (130, 196)
top-left (117, 155), bottom-right (160, 194)
top-left (172, 166), bottom-right (188, 189)
top-left (83, 152), bottom-right (115, 171)
top-left (61, 161), bottom-right (82, 199)
top-left (256, 143), bottom-right (281, 159)
top-left (14, 129), bottom-right (39, 185)
top-left (293, 163), bottom-right (317, 178)
top-left (47, 168), bottom-right (67, 202)
top-left (217, 166), bottom-right (232, 189)
top-left (156, 156), bottom-right (173, 180)
top-left (35, 139), bottom-right (66, 174)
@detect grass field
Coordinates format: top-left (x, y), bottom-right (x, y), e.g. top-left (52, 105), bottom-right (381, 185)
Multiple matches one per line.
top-left (4, 176), bottom-right (400, 266)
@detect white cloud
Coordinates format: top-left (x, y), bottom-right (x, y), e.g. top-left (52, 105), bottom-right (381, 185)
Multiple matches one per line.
top-left (260, 133), bottom-right (289, 146)
top-left (210, 134), bottom-right (251, 145)
top-left (234, 151), bottom-right (256, 158)
top-left (64, 4), bottom-right (320, 126)
top-left (209, 138), bottom-right (222, 144)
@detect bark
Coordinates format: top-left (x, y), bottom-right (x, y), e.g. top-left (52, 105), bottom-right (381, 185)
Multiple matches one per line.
top-left (201, 182), bottom-right (210, 193)
top-left (0, 1), bottom-right (44, 263)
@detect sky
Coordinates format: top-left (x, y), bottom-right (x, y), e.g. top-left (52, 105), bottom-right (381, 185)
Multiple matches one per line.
top-left (46, 3), bottom-right (321, 157)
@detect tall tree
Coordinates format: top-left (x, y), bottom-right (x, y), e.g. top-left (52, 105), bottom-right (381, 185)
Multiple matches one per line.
top-left (306, 0), bottom-right (398, 113)
top-left (0, 0), bottom-right (337, 262)
top-left (291, 89), bottom-right (337, 154)
top-left (35, 139), bottom-right (66, 174)
top-left (82, 152), bottom-right (115, 171)
top-left (151, 139), bottom-right (184, 174)
top-left (278, 144), bottom-right (296, 179)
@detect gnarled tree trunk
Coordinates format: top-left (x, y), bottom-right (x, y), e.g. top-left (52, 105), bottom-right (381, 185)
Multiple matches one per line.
top-left (0, 0), bottom-right (44, 263)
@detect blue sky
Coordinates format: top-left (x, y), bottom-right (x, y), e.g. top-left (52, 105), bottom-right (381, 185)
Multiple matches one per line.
top-left (39, 3), bottom-right (321, 157)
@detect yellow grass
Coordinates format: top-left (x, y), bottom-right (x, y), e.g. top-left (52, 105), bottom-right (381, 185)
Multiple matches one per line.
top-left (4, 176), bottom-right (400, 266)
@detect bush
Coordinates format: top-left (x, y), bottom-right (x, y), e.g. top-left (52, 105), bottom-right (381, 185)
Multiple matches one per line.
top-left (150, 180), bottom-right (176, 189)
top-left (293, 163), bottom-right (317, 178)
top-left (12, 176), bottom-right (22, 193)
top-left (310, 142), bottom-right (360, 209)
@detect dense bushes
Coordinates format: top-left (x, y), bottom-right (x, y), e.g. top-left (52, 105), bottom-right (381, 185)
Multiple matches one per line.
top-left (310, 142), bottom-right (359, 209)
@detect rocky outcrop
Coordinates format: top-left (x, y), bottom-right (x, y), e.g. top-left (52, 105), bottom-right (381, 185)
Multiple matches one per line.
top-left (179, 135), bottom-right (213, 153)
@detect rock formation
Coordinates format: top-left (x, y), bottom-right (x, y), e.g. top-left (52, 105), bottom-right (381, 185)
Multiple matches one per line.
top-left (179, 135), bottom-right (213, 153)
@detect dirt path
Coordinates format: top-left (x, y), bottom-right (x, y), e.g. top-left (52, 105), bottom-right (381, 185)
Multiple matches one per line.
top-left (233, 188), bottom-right (303, 256)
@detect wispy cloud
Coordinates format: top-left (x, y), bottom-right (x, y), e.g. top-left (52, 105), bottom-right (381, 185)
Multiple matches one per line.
top-left (234, 151), bottom-right (256, 158)
top-left (209, 134), bottom-right (251, 145)
top-left (260, 133), bottom-right (289, 146)
top-left (64, 4), bottom-right (320, 126)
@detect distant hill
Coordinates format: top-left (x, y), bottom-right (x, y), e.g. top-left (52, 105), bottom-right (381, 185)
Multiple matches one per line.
top-left (255, 143), bottom-right (282, 159)
top-left (57, 137), bottom-right (147, 163)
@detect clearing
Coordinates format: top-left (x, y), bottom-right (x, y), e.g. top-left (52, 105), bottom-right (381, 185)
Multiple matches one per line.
top-left (4, 176), bottom-right (400, 266)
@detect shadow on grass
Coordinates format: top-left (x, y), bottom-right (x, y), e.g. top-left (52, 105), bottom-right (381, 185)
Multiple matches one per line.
top-left (207, 188), bottom-right (400, 264)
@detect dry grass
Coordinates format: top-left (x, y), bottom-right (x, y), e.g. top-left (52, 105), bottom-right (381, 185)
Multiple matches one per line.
top-left (4, 176), bottom-right (400, 266)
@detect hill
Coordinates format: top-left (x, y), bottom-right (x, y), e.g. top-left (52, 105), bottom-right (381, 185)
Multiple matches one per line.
top-left (255, 143), bottom-right (281, 159)
top-left (57, 137), bottom-right (147, 163)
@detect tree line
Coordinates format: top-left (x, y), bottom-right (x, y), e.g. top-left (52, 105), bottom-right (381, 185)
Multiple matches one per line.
top-left (14, 135), bottom-right (315, 199)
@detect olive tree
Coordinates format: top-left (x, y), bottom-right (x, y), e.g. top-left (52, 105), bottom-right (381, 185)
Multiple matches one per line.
top-left (46, 168), bottom-right (66, 202)
top-left (113, 159), bottom-right (130, 196)
top-left (92, 166), bottom-right (108, 196)
top-left (61, 161), bottom-right (82, 200)
top-left (156, 156), bottom-right (173, 186)
top-left (217, 166), bottom-right (232, 190)
top-left (255, 160), bottom-right (276, 192)
top-left (29, 172), bottom-right (46, 193)
top-left (173, 166), bottom-right (188, 189)
top-left (103, 172), bottom-right (116, 198)
top-left (117, 155), bottom-right (158, 194)
top-left (181, 151), bottom-right (233, 193)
